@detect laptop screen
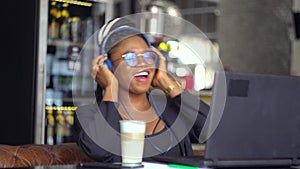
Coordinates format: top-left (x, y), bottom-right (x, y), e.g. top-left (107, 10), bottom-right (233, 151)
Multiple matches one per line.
top-left (204, 71), bottom-right (300, 163)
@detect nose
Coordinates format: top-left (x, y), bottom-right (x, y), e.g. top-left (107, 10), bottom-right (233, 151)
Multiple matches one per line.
top-left (136, 54), bottom-right (148, 66)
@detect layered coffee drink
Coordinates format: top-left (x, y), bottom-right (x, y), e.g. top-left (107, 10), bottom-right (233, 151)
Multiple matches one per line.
top-left (119, 120), bottom-right (146, 167)
top-left (121, 132), bottom-right (145, 165)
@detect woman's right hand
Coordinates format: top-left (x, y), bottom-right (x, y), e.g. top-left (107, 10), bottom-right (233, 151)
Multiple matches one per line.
top-left (91, 56), bottom-right (118, 101)
top-left (151, 47), bottom-right (183, 98)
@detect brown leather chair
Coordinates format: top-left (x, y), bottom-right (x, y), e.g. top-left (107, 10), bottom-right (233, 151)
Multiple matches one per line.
top-left (0, 143), bottom-right (94, 168)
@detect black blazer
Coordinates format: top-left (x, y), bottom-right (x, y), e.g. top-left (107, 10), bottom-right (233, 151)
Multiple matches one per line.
top-left (73, 90), bottom-right (210, 162)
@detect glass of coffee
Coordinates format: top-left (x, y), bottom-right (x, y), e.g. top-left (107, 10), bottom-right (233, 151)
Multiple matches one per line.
top-left (119, 120), bottom-right (146, 167)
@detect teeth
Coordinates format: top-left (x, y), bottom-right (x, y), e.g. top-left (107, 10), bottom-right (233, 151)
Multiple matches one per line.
top-left (134, 71), bottom-right (149, 77)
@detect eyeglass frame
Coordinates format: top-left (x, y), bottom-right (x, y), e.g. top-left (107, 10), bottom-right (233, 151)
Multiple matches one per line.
top-left (110, 50), bottom-right (159, 67)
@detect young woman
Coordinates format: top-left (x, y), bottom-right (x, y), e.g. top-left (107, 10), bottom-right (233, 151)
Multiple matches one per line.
top-left (73, 17), bottom-right (210, 162)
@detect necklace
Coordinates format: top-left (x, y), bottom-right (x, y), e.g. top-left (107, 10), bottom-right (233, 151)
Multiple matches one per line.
top-left (118, 94), bottom-right (174, 155)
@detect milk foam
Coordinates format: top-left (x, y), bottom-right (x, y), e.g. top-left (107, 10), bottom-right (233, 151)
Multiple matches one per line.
top-left (120, 120), bottom-right (146, 133)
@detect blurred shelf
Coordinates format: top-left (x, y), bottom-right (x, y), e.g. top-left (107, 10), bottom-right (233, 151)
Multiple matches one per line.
top-left (189, 89), bottom-right (212, 96)
top-left (62, 97), bottom-right (95, 104)
top-left (189, 89), bottom-right (212, 105)
top-left (47, 39), bottom-right (83, 47)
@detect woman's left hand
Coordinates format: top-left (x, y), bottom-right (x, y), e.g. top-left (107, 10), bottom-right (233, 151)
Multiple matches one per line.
top-left (151, 46), bottom-right (183, 97)
top-left (151, 46), bottom-right (168, 87)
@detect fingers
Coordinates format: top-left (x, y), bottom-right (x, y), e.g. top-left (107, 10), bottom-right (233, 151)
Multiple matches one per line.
top-left (151, 46), bottom-right (167, 73)
top-left (91, 55), bottom-right (101, 67)
top-left (151, 46), bottom-right (166, 61)
top-left (97, 56), bottom-right (108, 68)
top-left (91, 55), bottom-right (108, 79)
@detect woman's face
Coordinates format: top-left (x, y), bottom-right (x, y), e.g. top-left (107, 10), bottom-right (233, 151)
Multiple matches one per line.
top-left (109, 35), bottom-right (156, 94)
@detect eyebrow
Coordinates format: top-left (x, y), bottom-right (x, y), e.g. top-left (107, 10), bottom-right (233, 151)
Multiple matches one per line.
top-left (122, 49), bottom-right (153, 55)
top-left (121, 50), bottom-right (136, 55)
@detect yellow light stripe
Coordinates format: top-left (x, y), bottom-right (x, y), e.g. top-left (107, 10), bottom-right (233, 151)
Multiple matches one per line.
top-left (52, 0), bottom-right (92, 7)
top-left (45, 106), bottom-right (77, 111)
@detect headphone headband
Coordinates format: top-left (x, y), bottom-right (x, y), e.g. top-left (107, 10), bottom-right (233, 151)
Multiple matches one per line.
top-left (97, 18), bottom-right (154, 71)
top-left (97, 18), bottom-right (121, 45)
top-left (100, 26), bottom-right (151, 56)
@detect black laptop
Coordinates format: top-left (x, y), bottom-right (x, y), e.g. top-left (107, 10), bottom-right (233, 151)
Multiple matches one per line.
top-left (152, 71), bottom-right (300, 168)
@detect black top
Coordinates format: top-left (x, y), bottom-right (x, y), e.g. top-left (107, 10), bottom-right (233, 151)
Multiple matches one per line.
top-left (73, 90), bottom-right (210, 162)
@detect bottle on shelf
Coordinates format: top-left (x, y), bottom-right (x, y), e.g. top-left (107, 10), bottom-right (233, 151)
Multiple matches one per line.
top-left (46, 107), bottom-right (55, 145)
top-left (70, 17), bottom-right (81, 43)
top-left (68, 45), bottom-right (81, 72)
top-left (45, 89), bottom-right (55, 145)
top-left (55, 108), bottom-right (64, 144)
top-left (62, 109), bottom-right (75, 143)
top-left (48, 1), bottom-right (60, 40)
top-left (60, 3), bottom-right (71, 41)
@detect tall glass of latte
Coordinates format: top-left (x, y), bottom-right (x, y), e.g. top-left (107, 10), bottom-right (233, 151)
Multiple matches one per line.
top-left (119, 120), bottom-right (146, 167)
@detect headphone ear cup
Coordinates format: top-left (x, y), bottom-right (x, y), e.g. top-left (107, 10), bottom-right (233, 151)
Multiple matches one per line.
top-left (103, 59), bottom-right (113, 72)
top-left (155, 57), bottom-right (159, 69)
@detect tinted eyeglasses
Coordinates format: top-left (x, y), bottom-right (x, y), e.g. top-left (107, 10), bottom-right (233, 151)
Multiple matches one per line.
top-left (111, 50), bottom-right (158, 67)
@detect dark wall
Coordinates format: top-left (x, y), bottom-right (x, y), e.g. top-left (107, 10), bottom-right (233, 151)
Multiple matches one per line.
top-left (217, 0), bottom-right (293, 75)
top-left (1, 0), bottom-right (38, 144)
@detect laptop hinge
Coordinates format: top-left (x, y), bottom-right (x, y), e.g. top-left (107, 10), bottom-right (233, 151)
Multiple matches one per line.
top-left (292, 158), bottom-right (300, 165)
top-left (205, 158), bottom-right (218, 167)
top-left (207, 158), bottom-right (293, 168)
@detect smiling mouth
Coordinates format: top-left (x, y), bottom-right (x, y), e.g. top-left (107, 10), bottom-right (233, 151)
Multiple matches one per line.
top-left (134, 71), bottom-right (149, 81)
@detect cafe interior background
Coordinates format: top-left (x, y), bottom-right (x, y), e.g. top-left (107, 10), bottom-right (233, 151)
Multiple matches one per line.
top-left (1, 0), bottom-right (300, 147)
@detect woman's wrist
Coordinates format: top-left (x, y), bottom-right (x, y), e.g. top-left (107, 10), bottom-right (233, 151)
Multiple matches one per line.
top-left (102, 83), bottom-right (118, 102)
top-left (158, 76), bottom-right (183, 98)
top-left (165, 80), bottom-right (183, 98)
